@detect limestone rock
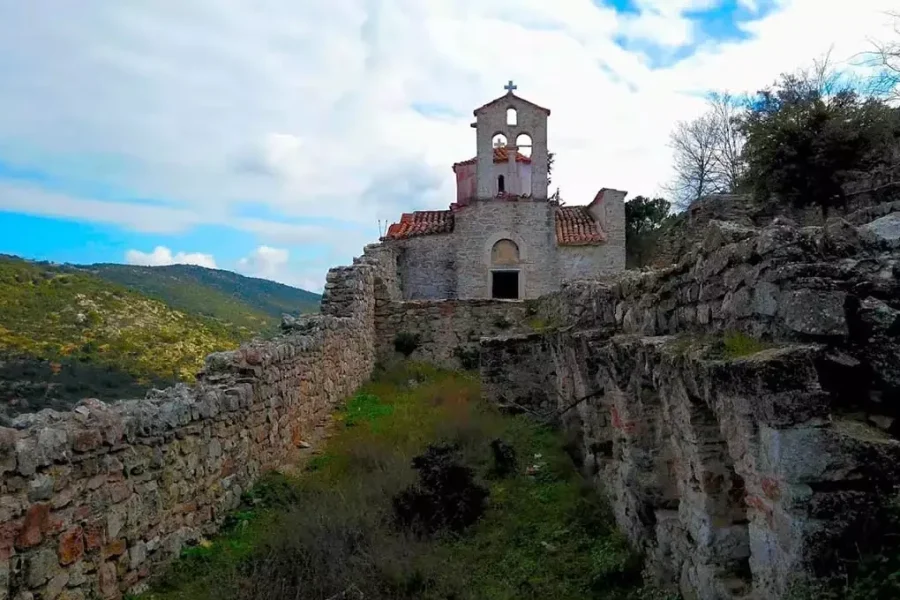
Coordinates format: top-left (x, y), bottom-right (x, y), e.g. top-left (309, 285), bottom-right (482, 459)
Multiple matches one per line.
top-left (779, 290), bottom-right (848, 336)
top-left (859, 213), bottom-right (900, 247)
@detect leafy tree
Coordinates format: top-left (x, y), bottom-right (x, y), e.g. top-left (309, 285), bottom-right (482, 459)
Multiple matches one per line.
top-left (625, 196), bottom-right (671, 238)
top-left (738, 64), bottom-right (900, 215)
top-left (625, 196), bottom-right (671, 267)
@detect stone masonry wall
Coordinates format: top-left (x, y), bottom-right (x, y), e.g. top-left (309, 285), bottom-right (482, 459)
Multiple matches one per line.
top-left (481, 205), bottom-right (900, 599)
top-left (454, 200), bottom-right (558, 300)
top-left (393, 234), bottom-right (456, 300)
top-left (558, 244), bottom-right (624, 282)
top-left (375, 299), bottom-right (530, 370)
top-left (0, 246), bottom-right (393, 600)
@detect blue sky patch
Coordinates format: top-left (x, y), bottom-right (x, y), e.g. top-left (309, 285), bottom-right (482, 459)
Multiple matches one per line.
top-left (0, 160), bottom-right (178, 208)
top-left (411, 102), bottom-right (466, 120)
top-left (0, 212), bottom-right (253, 268)
top-left (598, 0), bottom-right (640, 15)
top-left (605, 0), bottom-right (778, 69)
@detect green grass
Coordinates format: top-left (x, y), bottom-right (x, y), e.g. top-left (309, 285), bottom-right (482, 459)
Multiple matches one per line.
top-left (137, 363), bottom-right (675, 600)
top-left (666, 331), bottom-right (772, 361)
top-left (713, 331), bottom-right (772, 359)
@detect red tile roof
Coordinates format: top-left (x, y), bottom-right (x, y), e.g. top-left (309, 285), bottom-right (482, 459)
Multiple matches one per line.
top-left (383, 210), bottom-right (454, 240)
top-left (383, 205), bottom-right (605, 245)
top-left (452, 146), bottom-right (531, 170)
top-left (555, 206), bottom-right (606, 246)
top-left (473, 92), bottom-right (551, 116)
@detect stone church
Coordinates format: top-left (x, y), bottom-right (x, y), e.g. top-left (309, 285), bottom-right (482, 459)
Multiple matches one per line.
top-left (382, 82), bottom-right (626, 300)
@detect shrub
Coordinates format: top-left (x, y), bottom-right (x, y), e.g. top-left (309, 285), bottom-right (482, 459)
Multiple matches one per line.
top-left (231, 488), bottom-right (432, 600)
top-left (393, 332), bottom-right (421, 357)
top-left (488, 438), bottom-right (517, 478)
top-left (392, 443), bottom-right (488, 535)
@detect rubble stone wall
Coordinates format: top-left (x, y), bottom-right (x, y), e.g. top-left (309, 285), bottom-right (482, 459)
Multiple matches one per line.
top-left (375, 299), bottom-right (531, 370)
top-left (481, 206), bottom-right (900, 599)
top-left (393, 234), bottom-right (457, 300)
top-left (0, 250), bottom-right (389, 600)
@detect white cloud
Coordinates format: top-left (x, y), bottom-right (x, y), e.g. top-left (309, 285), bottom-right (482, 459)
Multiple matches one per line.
top-left (618, 12), bottom-right (695, 48)
top-left (125, 246), bottom-right (217, 268)
top-left (237, 245), bottom-right (290, 279)
top-left (1, 0), bottom-right (898, 283)
top-left (234, 245), bottom-right (327, 291)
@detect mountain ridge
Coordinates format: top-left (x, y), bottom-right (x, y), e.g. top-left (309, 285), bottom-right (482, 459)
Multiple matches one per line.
top-left (0, 254), bottom-right (322, 417)
top-left (72, 262), bottom-right (320, 335)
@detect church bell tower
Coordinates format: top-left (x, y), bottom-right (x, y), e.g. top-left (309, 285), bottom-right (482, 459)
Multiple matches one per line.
top-left (471, 81), bottom-right (551, 200)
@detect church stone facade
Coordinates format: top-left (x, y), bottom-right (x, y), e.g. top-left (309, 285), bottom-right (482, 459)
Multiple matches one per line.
top-left (382, 83), bottom-right (626, 301)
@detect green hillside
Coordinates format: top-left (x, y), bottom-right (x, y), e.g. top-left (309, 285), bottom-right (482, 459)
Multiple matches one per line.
top-left (81, 264), bottom-right (320, 330)
top-left (0, 256), bottom-right (255, 417)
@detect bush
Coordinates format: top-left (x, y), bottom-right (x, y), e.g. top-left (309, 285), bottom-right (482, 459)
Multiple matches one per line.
top-left (488, 438), bottom-right (517, 478)
top-left (393, 332), bottom-right (421, 357)
top-left (392, 443), bottom-right (489, 535)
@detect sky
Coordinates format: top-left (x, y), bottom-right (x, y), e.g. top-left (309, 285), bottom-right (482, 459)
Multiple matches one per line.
top-left (0, 0), bottom-right (897, 292)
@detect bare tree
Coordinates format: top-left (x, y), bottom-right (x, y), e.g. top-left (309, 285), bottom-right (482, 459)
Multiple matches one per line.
top-left (869, 12), bottom-right (900, 103)
top-left (666, 113), bottom-right (723, 209)
top-left (707, 92), bottom-right (745, 193)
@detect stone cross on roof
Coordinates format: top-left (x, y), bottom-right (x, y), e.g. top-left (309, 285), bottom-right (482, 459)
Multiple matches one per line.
top-left (504, 80), bottom-right (517, 93)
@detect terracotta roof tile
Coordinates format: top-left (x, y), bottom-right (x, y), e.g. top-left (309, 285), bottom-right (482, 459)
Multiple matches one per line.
top-left (555, 206), bottom-right (606, 246)
top-left (452, 146), bottom-right (531, 170)
top-left (383, 210), bottom-right (454, 240)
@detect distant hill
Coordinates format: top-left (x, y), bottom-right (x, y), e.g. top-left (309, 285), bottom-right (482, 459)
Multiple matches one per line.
top-left (77, 263), bottom-right (320, 332)
top-left (0, 255), bottom-right (320, 418)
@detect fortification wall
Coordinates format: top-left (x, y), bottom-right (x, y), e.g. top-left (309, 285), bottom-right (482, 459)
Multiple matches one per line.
top-left (0, 251), bottom-right (390, 600)
top-left (374, 299), bottom-right (530, 370)
top-left (481, 208), bottom-right (900, 599)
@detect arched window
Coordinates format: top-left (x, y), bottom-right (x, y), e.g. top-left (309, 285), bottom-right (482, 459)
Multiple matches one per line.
top-left (497, 174), bottom-right (505, 193)
top-left (516, 133), bottom-right (533, 158)
top-left (491, 239), bottom-right (519, 265)
top-left (490, 239), bottom-right (520, 299)
top-left (507, 108), bottom-right (517, 126)
top-left (492, 133), bottom-right (507, 148)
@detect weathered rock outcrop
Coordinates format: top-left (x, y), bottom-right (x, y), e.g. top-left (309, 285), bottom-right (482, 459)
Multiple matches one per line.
top-left (481, 205), bottom-right (900, 599)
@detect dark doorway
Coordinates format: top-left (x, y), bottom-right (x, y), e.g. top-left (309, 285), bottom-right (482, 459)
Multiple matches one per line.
top-left (497, 174), bottom-right (505, 193)
top-left (491, 270), bottom-right (519, 299)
